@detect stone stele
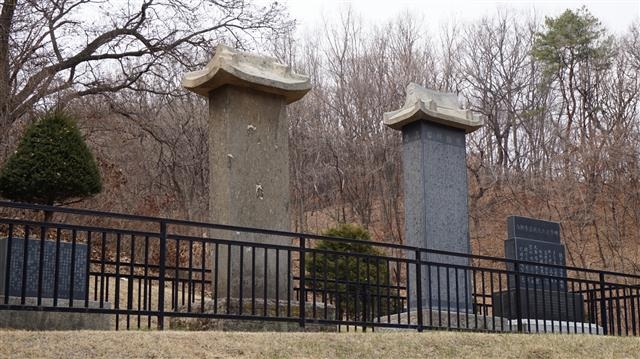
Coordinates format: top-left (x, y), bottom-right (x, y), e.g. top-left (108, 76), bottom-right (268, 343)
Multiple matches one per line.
top-left (384, 83), bottom-right (483, 312)
top-left (183, 44), bottom-right (311, 300)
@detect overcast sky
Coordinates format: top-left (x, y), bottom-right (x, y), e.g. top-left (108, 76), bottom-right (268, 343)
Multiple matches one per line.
top-left (284, 0), bottom-right (639, 35)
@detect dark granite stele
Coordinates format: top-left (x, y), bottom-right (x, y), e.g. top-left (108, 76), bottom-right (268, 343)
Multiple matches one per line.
top-left (402, 120), bottom-right (473, 312)
top-left (492, 216), bottom-right (585, 322)
top-left (0, 237), bottom-right (88, 300)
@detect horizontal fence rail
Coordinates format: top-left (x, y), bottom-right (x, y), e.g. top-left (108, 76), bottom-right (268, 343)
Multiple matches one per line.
top-left (0, 201), bottom-right (639, 335)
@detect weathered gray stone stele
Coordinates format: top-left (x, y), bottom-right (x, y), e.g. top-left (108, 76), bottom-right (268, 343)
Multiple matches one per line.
top-left (182, 44), bottom-right (311, 300)
top-left (384, 83), bottom-right (483, 311)
top-left (0, 237), bottom-right (88, 300)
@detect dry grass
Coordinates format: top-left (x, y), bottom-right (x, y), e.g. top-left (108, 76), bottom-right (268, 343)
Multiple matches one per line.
top-left (86, 275), bottom-right (208, 329)
top-left (1, 331), bottom-right (639, 359)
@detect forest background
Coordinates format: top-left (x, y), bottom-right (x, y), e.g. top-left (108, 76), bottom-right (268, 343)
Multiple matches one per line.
top-left (1, 0), bottom-right (639, 274)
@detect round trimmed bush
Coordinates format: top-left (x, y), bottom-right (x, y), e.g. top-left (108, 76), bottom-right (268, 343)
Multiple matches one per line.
top-left (0, 112), bottom-right (102, 209)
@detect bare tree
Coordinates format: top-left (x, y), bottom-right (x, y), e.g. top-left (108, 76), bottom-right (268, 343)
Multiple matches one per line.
top-left (0, 0), bottom-right (292, 159)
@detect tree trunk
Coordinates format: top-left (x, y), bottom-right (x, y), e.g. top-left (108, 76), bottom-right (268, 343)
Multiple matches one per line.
top-left (43, 200), bottom-right (54, 223)
top-left (0, 1), bottom-right (17, 157)
top-left (43, 210), bottom-right (53, 223)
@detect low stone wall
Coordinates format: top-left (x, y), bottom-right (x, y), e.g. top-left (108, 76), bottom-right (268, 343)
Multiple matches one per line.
top-left (0, 297), bottom-right (112, 330)
top-left (169, 298), bottom-right (336, 332)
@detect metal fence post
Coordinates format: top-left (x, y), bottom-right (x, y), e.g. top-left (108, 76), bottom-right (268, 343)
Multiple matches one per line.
top-left (514, 261), bottom-right (523, 333)
top-left (299, 237), bottom-right (306, 330)
top-left (415, 249), bottom-right (423, 332)
top-left (158, 221), bottom-right (167, 330)
top-left (599, 272), bottom-right (608, 335)
top-left (362, 285), bottom-right (368, 332)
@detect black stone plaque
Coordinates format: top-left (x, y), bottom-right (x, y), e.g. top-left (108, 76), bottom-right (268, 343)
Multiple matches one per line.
top-left (507, 216), bottom-right (560, 243)
top-left (0, 237), bottom-right (88, 300)
top-left (497, 216), bottom-right (585, 322)
top-left (505, 237), bottom-right (567, 291)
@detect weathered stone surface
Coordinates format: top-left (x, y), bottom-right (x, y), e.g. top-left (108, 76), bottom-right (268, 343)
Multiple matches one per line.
top-left (0, 296), bottom-right (112, 330)
top-left (383, 83), bottom-right (483, 133)
top-left (206, 86), bottom-right (291, 300)
top-left (182, 44), bottom-right (311, 103)
top-left (183, 45), bottom-right (311, 302)
top-left (168, 298), bottom-right (336, 332)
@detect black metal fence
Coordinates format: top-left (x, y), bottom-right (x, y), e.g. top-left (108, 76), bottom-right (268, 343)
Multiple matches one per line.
top-left (0, 201), bottom-right (639, 335)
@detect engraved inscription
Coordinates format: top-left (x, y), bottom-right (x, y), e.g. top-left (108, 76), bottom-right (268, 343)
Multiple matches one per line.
top-left (512, 238), bottom-right (567, 291)
top-left (423, 122), bottom-right (465, 148)
top-left (508, 216), bottom-right (561, 243)
top-left (0, 238), bottom-right (88, 300)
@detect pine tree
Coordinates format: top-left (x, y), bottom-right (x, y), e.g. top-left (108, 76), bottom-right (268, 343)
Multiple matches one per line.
top-left (0, 112), bottom-right (102, 221)
top-left (305, 223), bottom-right (396, 321)
top-left (531, 7), bottom-right (614, 141)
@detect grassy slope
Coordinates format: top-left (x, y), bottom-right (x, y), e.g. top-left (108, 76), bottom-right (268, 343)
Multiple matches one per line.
top-left (1, 331), bottom-right (639, 359)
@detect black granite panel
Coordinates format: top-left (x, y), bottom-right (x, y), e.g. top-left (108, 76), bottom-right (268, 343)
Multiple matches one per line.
top-left (507, 216), bottom-right (561, 243)
top-left (505, 237), bottom-right (567, 291)
top-left (0, 237), bottom-right (88, 300)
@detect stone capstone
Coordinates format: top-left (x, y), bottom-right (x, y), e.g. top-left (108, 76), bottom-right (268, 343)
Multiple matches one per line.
top-left (383, 83), bottom-right (483, 133)
top-left (182, 44), bottom-right (311, 103)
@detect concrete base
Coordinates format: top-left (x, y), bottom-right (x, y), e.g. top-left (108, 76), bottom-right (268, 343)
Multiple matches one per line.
top-left (0, 297), bottom-right (112, 330)
top-left (374, 309), bottom-right (604, 335)
top-left (511, 319), bottom-right (604, 334)
top-left (169, 298), bottom-right (336, 332)
top-left (376, 308), bottom-right (510, 332)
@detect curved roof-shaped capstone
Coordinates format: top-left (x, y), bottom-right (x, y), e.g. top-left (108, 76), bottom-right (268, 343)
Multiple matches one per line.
top-left (182, 44), bottom-right (311, 104)
top-left (383, 83), bottom-right (484, 133)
